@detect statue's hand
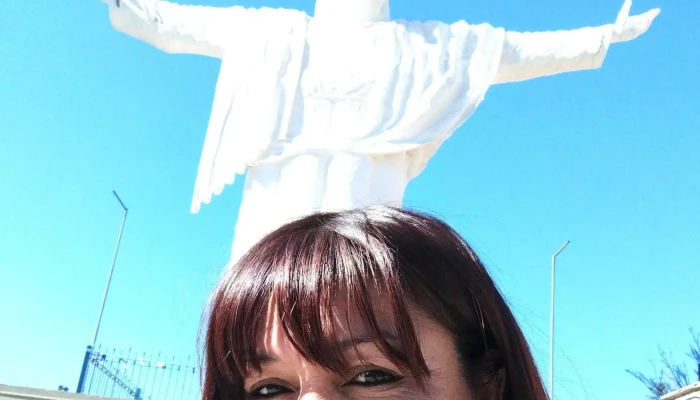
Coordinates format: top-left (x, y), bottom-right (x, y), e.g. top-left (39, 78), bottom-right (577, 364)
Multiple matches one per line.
top-left (612, 8), bottom-right (660, 43)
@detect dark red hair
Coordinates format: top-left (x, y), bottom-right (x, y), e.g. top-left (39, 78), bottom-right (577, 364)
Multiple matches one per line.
top-left (202, 206), bottom-right (548, 400)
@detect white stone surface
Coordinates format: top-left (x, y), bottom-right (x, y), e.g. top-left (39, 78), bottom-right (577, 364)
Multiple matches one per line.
top-left (0, 384), bottom-right (119, 400)
top-left (105, 0), bottom-right (659, 260)
top-left (661, 382), bottom-right (700, 400)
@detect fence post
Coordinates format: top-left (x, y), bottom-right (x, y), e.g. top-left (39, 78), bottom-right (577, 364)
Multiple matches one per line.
top-left (76, 345), bottom-right (93, 393)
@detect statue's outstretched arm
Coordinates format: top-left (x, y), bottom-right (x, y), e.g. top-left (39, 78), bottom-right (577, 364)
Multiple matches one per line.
top-left (493, 0), bottom-right (659, 84)
top-left (103, 0), bottom-right (248, 58)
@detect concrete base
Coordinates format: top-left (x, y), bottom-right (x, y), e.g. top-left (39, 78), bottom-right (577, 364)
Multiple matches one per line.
top-left (0, 384), bottom-right (120, 400)
top-left (661, 382), bottom-right (700, 400)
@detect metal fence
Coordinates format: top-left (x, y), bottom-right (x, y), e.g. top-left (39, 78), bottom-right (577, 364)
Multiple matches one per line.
top-left (76, 345), bottom-right (200, 400)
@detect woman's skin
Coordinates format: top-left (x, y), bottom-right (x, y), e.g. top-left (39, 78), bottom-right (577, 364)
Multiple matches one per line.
top-left (242, 296), bottom-right (471, 399)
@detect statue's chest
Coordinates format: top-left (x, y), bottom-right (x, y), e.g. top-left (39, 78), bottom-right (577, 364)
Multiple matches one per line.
top-left (300, 24), bottom-right (398, 100)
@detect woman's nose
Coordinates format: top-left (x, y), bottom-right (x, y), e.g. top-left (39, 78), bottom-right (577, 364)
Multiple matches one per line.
top-left (299, 390), bottom-right (343, 400)
top-left (300, 394), bottom-right (324, 400)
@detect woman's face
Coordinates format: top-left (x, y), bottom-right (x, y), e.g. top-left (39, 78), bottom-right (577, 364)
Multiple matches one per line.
top-left (241, 298), bottom-right (470, 399)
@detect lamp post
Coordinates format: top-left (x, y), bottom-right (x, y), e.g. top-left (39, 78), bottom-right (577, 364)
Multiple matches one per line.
top-left (549, 240), bottom-right (570, 400)
top-left (77, 191), bottom-right (129, 394)
top-left (91, 191), bottom-right (128, 347)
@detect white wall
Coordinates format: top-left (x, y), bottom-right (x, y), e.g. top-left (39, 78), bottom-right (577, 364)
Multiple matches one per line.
top-left (661, 382), bottom-right (700, 400)
top-left (0, 384), bottom-right (120, 400)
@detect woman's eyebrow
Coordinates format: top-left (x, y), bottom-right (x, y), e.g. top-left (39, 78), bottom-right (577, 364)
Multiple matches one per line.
top-left (252, 332), bottom-right (400, 364)
top-left (253, 353), bottom-right (277, 364)
top-left (337, 332), bottom-right (400, 351)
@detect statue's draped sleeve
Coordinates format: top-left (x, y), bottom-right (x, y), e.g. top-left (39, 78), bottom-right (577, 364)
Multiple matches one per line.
top-left (107, 0), bottom-right (307, 213)
top-left (493, 26), bottom-right (614, 84)
top-left (493, 0), bottom-right (643, 84)
top-left (108, 0), bottom-right (249, 58)
top-left (191, 9), bottom-right (310, 213)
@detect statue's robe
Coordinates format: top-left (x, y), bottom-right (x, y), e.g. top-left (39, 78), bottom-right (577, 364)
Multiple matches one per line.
top-left (108, 0), bottom-right (643, 260)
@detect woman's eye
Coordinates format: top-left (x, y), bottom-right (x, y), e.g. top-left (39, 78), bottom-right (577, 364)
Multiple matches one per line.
top-left (350, 369), bottom-right (400, 386)
top-left (250, 384), bottom-right (291, 398)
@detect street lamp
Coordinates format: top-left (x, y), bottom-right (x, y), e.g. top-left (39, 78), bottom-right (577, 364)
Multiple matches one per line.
top-left (91, 191), bottom-right (128, 347)
top-left (549, 240), bottom-right (570, 400)
top-left (77, 191), bottom-right (129, 394)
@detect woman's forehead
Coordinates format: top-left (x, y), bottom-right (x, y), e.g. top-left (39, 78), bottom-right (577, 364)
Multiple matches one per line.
top-left (253, 301), bottom-right (405, 369)
top-left (261, 292), bottom-right (399, 341)
top-left (252, 293), bottom-right (448, 372)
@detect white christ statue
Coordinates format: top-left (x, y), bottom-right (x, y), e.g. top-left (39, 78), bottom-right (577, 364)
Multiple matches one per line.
top-left (103, 0), bottom-right (659, 260)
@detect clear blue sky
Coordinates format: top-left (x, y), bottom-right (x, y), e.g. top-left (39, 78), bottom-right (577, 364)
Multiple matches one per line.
top-left (0, 0), bottom-right (698, 398)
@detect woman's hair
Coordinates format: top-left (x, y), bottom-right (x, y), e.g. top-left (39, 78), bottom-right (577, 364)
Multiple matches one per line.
top-left (202, 206), bottom-right (548, 400)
